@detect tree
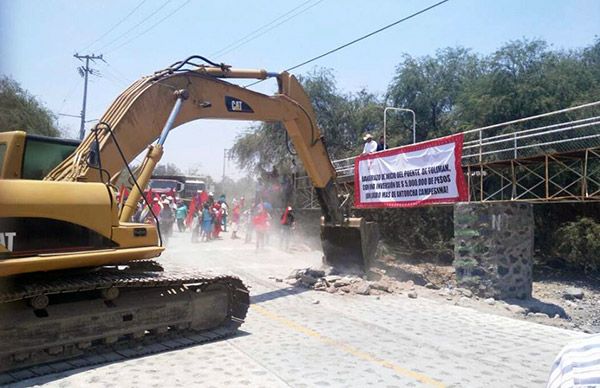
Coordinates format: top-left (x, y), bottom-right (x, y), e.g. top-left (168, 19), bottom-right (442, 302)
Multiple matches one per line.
top-left (387, 47), bottom-right (482, 141)
top-left (456, 39), bottom-right (600, 129)
top-left (0, 76), bottom-right (61, 137)
top-left (231, 68), bottom-right (384, 175)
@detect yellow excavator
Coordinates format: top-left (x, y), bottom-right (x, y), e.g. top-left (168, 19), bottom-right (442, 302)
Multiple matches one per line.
top-left (0, 56), bottom-right (377, 377)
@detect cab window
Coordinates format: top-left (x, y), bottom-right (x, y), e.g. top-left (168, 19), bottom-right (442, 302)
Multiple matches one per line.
top-left (21, 137), bottom-right (79, 180)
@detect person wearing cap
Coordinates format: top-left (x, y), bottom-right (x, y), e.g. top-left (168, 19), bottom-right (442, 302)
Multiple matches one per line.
top-left (362, 133), bottom-right (378, 154)
top-left (159, 199), bottom-right (175, 243)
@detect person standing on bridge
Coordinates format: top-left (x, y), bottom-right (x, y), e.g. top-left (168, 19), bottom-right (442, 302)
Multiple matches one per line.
top-left (376, 135), bottom-right (387, 152)
top-left (362, 133), bottom-right (377, 154)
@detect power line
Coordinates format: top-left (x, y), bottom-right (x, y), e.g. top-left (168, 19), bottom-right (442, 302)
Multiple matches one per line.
top-left (80, 0), bottom-right (148, 52)
top-left (245, 0), bottom-right (450, 88)
top-left (97, 62), bottom-right (131, 87)
top-left (210, 0), bottom-right (319, 58)
top-left (96, 0), bottom-right (172, 52)
top-left (106, 0), bottom-right (191, 54)
top-left (104, 62), bottom-right (133, 85)
top-left (57, 77), bottom-right (82, 115)
top-left (215, 0), bottom-right (325, 59)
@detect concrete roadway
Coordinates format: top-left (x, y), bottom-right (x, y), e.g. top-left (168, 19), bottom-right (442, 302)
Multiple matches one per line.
top-left (19, 232), bottom-right (585, 388)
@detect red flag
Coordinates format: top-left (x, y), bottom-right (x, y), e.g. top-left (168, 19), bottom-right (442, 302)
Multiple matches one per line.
top-left (186, 199), bottom-right (196, 227)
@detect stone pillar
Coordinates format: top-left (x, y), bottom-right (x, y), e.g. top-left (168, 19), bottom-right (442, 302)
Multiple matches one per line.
top-left (453, 202), bottom-right (534, 299)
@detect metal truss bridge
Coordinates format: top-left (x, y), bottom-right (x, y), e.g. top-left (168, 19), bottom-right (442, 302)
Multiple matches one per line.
top-left (295, 100), bottom-right (600, 209)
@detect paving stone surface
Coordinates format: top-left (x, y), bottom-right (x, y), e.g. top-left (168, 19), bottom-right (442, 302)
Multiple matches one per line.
top-left (15, 233), bottom-right (586, 388)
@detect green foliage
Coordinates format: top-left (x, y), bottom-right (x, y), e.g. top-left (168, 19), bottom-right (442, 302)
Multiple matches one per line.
top-left (0, 76), bottom-right (60, 137)
top-left (231, 68), bottom-right (384, 174)
top-left (387, 47), bottom-right (482, 140)
top-left (552, 217), bottom-right (600, 272)
top-left (456, 39), bottom-right (600, 130)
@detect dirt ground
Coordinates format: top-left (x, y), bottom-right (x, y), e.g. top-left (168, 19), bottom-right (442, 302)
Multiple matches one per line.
top-left (287, 247), bottom-right (600, 334)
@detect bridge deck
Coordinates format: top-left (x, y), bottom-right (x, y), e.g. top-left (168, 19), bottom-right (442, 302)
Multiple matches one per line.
top-left (295, 100), bottom-right (600, 209)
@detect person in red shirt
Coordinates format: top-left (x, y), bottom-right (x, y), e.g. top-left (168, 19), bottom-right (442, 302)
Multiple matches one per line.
top-left (252, 203), bottom-right (269, 251)
top-left (231, 200), bottom-right (241, 239)
top-left (212, 202), bottom-right (223, 239)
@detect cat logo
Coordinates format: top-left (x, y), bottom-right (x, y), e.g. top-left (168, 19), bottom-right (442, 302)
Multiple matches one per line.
top-left (225, 96), bottom-right (254, 113)
top-left (0, 232), bottom-right (16, 252)
top-left (231, 100), bottom-right (243, 111)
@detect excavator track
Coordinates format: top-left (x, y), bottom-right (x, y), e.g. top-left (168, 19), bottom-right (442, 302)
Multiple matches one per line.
top-left (0, 264), bottom-right (249, 383)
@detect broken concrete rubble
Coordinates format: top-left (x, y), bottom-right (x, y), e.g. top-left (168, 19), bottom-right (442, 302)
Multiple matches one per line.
top-left (285, 267), bottom-right (404, 296)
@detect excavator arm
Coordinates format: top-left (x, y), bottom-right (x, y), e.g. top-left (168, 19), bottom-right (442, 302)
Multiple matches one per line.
top-left (46, 62), bottom-right (343, 224)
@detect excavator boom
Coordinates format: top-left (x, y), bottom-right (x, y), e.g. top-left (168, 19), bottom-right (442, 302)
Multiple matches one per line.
top-left (46, 63), bottom-right (343, 222)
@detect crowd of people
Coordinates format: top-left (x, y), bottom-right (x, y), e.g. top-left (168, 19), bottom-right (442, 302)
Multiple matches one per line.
top-left (124, 189), bottom-right (296, 251)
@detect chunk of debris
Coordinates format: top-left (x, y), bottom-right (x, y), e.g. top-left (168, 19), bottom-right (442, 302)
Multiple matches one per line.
top-left (334, 279), bottom-right (350, 288)
top-left (563, 287), bottom-right (584, 300)
top-left (456, 288), bottom-right (473, 298)
top-left (300, 275), bottom-right (317, 287)
top-left (506, 304), bottom-right (526, 315)
top-left (407, 291), bottom-right (418, 299)
top-left (355, 283), bottom-right (371, 295)
top-left (324, 275), bottom-right (341, 283)
top-left (307, 268), bottom-right (326, 278)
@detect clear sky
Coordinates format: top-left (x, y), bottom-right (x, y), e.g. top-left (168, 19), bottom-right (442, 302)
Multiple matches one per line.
top-left (1, 0), bottom-right (599, 179)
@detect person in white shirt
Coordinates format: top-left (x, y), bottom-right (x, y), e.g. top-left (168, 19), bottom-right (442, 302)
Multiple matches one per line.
top-left (362, 133), bottom-right (378, 154)
top-left (547, 333), bottom-right (600, 388)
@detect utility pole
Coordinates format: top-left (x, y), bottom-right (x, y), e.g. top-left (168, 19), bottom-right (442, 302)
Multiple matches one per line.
top-left (222, 148), bottom-right (230, 182)
top-left (74, 53), bottom-right (103, 140)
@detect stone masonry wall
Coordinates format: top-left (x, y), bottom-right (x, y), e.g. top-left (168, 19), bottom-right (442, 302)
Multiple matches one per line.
top-left (454, 202), bottom-right (534, 299)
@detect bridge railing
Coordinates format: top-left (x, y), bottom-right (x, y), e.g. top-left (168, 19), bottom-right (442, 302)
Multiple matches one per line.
top-left (329, 100), bottom-right (600, 177)
top-left (462, 100), bottom-right (600, 166)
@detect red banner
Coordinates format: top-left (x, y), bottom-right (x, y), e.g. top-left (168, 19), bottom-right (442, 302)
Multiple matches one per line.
top-left (354, 134), bottom-right (467, 208)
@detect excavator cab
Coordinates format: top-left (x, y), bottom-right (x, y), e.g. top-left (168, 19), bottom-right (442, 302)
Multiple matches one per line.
top-left (0, 131), bottom-right (80, 180)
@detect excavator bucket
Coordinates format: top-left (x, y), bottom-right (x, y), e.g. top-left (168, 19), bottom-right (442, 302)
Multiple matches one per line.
top-left (321, 217), bottom-right (380, 274)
